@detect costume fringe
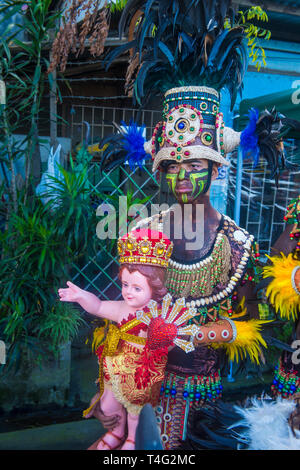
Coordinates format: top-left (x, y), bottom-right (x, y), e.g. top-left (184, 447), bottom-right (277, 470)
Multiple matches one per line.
top-left (263, 253), bottom-right (300, 321)
top-left (211, 319), bottom-right (268, 364)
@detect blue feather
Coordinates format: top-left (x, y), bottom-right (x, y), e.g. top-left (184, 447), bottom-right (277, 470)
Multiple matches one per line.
top-left (240, 108), bottom-right (260, 167)
top-left (120, 120), bottom-right (150, 170)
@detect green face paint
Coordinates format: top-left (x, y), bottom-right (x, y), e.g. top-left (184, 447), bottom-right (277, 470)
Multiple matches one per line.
top-left (181, 193), bottom-right (188, 203)
top-left (178, 167), bottom-right (186, 180)
top-left (166, 168), bottom-right (210, 203)
top-left (189, 170), bottom-right (209, 199)
top-left (166, 173), bottom-right (177, 195)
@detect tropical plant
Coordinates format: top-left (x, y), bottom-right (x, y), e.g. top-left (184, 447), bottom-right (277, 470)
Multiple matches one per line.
top-left (0, 0), bottom-right (61, 213)
top-left (0, 158), bottom-right (101, 370)
top-left (226, 5), bottom-right (271, 72)
top-left (0, 2), bottom-right (103, 371)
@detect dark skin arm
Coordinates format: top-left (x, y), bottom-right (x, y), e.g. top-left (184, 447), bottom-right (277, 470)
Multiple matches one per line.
top-left (235, 279), bottom-right (259, 319)
top-left (270, 224), bottom-right (298, 257)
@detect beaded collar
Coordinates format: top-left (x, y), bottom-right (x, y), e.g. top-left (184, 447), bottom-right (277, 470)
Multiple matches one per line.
top-left (132, 211), bottom-right (254, 317)
top-left (166, 215), bottom-right (253, 308)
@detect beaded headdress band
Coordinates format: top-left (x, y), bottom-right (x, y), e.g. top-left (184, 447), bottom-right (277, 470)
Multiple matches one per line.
top-left (144, 86), bottom-right (241, 172)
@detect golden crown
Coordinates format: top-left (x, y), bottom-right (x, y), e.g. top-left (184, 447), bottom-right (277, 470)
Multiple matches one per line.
top-left (118, 229), bottom-right (173, 268)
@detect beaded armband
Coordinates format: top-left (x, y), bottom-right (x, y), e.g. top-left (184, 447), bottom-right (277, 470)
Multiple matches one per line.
top-left (271, 358), bottom-right (300, 398)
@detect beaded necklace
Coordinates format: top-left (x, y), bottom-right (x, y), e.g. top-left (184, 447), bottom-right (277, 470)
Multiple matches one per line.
top-left (165, 215), bottom-right (253, 308)
top-left (166, 232), bottom-right (231, 298)
top-left (132, 212), bottom-right (255, 324)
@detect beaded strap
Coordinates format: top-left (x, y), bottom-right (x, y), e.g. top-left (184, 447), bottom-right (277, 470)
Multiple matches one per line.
top-left (271, 359), bottom-right (300, 398)
top-left (156, 371), bottom-right (222, 449)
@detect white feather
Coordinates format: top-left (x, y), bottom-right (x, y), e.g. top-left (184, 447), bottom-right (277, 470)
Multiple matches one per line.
top-left (230, 395), bottom-right (300, 450)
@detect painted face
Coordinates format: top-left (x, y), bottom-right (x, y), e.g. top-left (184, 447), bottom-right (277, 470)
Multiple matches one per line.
top-left (165, 161), bottom-right (210, 203)
top-left (121, 268), bottom-right (152, 309)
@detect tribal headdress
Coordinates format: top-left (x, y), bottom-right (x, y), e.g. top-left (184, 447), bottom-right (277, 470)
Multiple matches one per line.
top-left (99, 0), bottom-right (300, 182)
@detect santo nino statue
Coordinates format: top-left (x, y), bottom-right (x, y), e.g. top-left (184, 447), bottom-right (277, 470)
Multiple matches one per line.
top-left (93, 87), bottom-right (270, 449)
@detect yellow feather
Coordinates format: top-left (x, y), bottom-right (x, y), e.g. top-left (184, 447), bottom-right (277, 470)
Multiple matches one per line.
top-left (211, 319), bottom-right (268, 364)
top-left (91, 320), bottom-right (109, 352)
top-left (263, 253), bottom-right (300, 321)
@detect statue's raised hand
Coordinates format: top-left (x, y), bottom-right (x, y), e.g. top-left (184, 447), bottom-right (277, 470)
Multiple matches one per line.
top-left (58, 281), bottom-right (104, 317)
top-left (58, 281), bottom-right (84, 303)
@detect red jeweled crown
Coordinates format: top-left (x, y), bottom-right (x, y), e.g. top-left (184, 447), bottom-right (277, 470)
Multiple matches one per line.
top-left (118, 229), bottom-right (173, 268)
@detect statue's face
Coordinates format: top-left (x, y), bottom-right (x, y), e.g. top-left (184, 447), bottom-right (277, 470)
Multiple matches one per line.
top-left (165, 159), bottom-right (211, 203)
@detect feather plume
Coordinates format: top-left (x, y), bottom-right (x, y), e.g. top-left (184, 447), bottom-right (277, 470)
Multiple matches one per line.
top-left (186, 396), bottom-right (300, 450)
top-left (230, 395), bottom-right (300, 450)
top-left (105, 0), bottom-right (246, 109)
top-left (263, 253), bottom-right (300, 322)
top-left (211, 319), bottom-right (268, 364)
top-left (240, 107), bottom-right (300, 184)
top-left (240, 108), bottom-right (259, 165)
top-left (98, 120), bottom-right (150, 173)
top-left (120, 120), bottom-right (150, 169)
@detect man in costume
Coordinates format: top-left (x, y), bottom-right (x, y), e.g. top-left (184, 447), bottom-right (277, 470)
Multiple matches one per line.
top-left (91, 0), bottom-right (300, 449)
top-left (264, 196), bottom-right (300, 402)
top-left (178, 199), bottom-right (300, 450)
